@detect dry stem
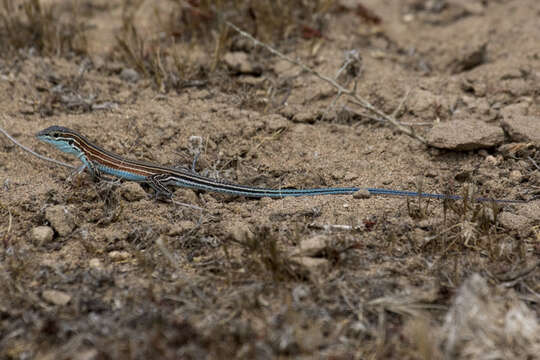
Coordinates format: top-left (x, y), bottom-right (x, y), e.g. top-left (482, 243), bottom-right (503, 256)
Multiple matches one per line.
top-left (0, 125), bottom-right (75, 169)
top-left (226, 21), bottom-right (426, 144)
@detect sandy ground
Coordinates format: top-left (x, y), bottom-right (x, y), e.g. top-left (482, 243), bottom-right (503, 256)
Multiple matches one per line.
top-left (0, 0), bottom-right (539, 359)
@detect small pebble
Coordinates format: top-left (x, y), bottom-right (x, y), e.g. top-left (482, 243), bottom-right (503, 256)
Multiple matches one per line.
top-left (223, 52), bottom-right (261, 74)
top-left (42, 289), bottom-right (71, 306)
top-left (485, 155), bottom-right (500, 166)
top-left (509, 170), bottom-right (522, 182)
top-left (31, 226), bottom-right (54, 245)
top-left (353, 189), bottom-right (372, 199)
top-left (45, 205), bottom-right (75, 237)
top-left (119, 68), bottom-right (140, 83)
top-left (108, 250), bottom-right (130, 261)
top-left (89, 258), bottom-right (104, 270)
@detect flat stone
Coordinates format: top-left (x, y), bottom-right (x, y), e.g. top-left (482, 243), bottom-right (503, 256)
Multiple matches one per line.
top-left (119, 68), bottom-right (140, 83)
top-left (108, 250), bottom-right (130, 261)
top-left (500, 115), bottom-right (540, 146)
top-left (499, 102), bottom-right (530, 118)
top-left (223, 52), bottom-right (261, 75)
top-left (45, 205), bottom-right (76, 237)
top-left (516, 201), bottom-right (540, 223)
top-left (42, 289), bottom-right (71, 306)
top-left (498, 212), bottom-right (530, 230)
top-left (427, 119), bottom-right (504, 151)
top-left (31, 226), bottom-right (54, 245)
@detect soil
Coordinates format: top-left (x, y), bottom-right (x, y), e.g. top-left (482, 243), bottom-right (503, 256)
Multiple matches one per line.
top-left (0, 0), bottom-right (539, 359)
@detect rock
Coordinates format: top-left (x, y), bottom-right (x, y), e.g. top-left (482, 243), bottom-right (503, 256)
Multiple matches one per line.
top-left (499, 102), bottom-right (530, 118)
top-left (108, 250), bottom-right (130, 261)
top-left (509, 170), bottom-right (522, 182)
top-left (45, 205), bottom-right (76, 236)
top-left (237, 75), bottom-right (265, 86)
top-left (353, 189), bottom-right (372, 199)
top-left (292, 111), bottom-right (318, 124)
top-left (449, 42), bottom-right (487, 74)
top-left (262, 114), bottom-right (289, 132)
top-left (226, 221), bottom-right (254, 242)
top-left (291, 235), bottom-right (328, 257)
top-left (89, 258), bottom-right (104, 270)
top-left (223, 52), bottom-right (261, 75)
top-left (498, 212), bottom-right (530, 230)
top-left (119, 68), bottom-right (140, 83)
top-left (119, 182), bottom-right (147, 201)
top-left (344, 172), bottom-right (358, 181)
top-left (31, 226), bottom-right (54, 245)
top-left (500, 115), bottom-right (540, 146)
top-left (427, 120), bottom-right (504, 151)
top-left (42, 289), bottom-right (71, 306)
top-left (173, 188), bottom-right (199, 204)
top-left (516, 201), bottom-right (540, 223)
top-left (484, 155), bottom-right (501, 166)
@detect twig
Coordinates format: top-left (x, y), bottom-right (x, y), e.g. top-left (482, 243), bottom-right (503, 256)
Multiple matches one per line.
top-left (171, 198), bottom-right (206, 212)
top-left (528, 156), bottom-right (540, 171)
top-left (226, 21), bottom-right (426, 144)
top-left (391, 88), bottom-right (410, 118)
top-left (308, 223), bottom-right (363, 231)
top-left (0, 126), bottom-right (75, 169)
top-left (496, 260), bottom-right (540, 283)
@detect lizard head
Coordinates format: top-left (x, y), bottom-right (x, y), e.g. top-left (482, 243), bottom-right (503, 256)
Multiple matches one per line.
top-left (36, 126), bottom-right (82, 156)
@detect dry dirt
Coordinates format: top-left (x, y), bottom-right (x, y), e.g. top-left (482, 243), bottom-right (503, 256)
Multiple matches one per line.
top-left (0, 0), bottom-right (539, 359)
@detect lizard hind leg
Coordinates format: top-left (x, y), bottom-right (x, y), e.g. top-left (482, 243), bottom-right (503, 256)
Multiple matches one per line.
top-left (146, 174), bottom-right (174, 199)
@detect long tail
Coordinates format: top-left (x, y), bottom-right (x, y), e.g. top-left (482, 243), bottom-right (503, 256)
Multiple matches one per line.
top-left (364, 188), bottom-right (524, 204)
top-left (172, 177), bottom-right (524, 203)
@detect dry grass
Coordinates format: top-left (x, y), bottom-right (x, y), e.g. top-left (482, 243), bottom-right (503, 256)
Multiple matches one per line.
top-left (113, 0), bottom-right (334, 90)
top-left (0, 0), bottom-right (87, 56)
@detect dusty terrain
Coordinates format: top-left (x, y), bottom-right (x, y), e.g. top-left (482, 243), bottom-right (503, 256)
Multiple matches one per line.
top-left (0, 0), bottom-right (539, 359)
